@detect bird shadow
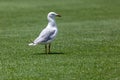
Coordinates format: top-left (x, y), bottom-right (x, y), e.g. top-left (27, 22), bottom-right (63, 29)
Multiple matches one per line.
top-left (33, 52), bottom-right (64, 55)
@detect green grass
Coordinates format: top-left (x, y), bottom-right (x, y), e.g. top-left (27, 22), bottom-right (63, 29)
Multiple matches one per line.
top-left (0, 0), bottom-right (120, 80)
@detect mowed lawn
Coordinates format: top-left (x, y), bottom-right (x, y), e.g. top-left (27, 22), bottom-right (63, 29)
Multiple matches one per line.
top-left (0, 0), bottom-right (120, 80)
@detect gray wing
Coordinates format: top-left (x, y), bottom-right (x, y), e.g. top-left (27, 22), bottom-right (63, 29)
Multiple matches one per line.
top-left (33, 28), bottom-right (56, 44)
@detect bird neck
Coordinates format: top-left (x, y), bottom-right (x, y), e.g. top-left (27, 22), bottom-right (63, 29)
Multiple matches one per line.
top-left (47, 17), bottom-right (57, 27)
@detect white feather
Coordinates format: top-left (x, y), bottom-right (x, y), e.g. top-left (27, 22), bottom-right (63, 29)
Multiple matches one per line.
top-left (29, 12), bottom-right (60, 46)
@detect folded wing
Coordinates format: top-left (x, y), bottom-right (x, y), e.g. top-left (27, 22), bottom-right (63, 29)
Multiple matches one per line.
top-left (33, 28), bottom-right (57, 44)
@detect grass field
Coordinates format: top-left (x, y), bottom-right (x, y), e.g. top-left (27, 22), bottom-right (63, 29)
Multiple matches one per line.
top-left (0, 0), bottom-right (120, 80)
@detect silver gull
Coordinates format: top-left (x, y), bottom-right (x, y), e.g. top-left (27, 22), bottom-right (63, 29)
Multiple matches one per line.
top-left (29, 12), bottom-right (61, 54)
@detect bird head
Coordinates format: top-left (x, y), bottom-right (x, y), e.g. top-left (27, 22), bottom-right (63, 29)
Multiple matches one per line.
top-left (47, 12), bottom-right (61, 19)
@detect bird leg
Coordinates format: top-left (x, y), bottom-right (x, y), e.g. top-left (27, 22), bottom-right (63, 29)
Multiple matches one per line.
top-left (45, 44), bottom-right (47, 54)
top-left (45, 44), bottom-right (51, 54)
top-left (48, 43), bottom-right (51, 53)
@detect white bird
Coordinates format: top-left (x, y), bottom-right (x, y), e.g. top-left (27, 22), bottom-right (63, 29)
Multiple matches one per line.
top-left (29, 12), bottom-right (61, 54)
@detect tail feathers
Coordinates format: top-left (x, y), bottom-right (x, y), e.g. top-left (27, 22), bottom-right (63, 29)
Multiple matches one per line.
top-left (28, 43), bottom-right (37, 46)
